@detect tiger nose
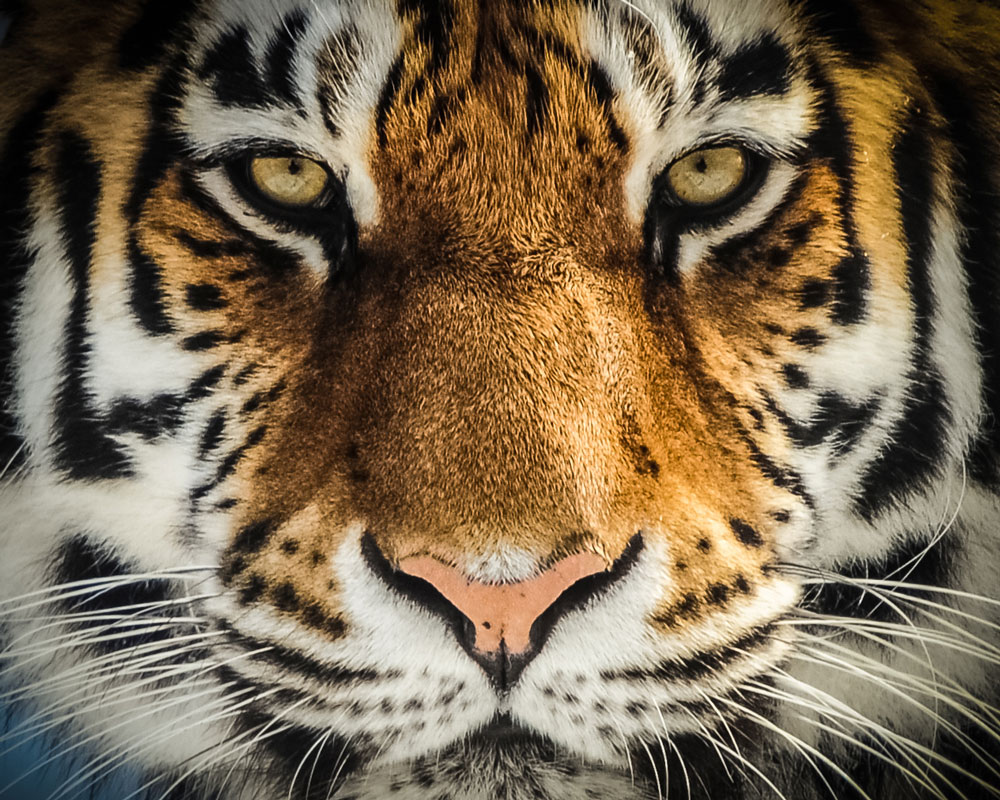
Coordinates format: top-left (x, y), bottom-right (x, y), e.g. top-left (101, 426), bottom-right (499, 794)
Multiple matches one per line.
top-left (400, 551), bottom-right (606, 648)
top-left (362, 533), bottom-right (644, 689)
top-left (398, 551), bottom-right (607, 688)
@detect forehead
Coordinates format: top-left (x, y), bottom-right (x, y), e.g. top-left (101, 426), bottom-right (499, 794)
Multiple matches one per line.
top-left (180, 0), bottom-right (810, 224)
top-left (192, 0), bottom-right (802, 86)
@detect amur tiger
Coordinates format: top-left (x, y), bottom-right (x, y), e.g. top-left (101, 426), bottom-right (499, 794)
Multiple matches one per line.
top-left (0, 0), bottom-right (998, 798)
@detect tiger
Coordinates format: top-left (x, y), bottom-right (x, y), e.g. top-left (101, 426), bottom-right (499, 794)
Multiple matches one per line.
top-left (1, 0), bottom-right (999, 798)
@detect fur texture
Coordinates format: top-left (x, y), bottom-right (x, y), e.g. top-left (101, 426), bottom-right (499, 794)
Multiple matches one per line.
top-left (0, 1), bottom-right (998, 798)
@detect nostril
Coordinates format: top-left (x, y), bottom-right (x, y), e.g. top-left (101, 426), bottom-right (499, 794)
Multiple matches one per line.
top-left (397, 549), bottom-right (610, 656)
top-left (362, 532), bottom-right (644, 690)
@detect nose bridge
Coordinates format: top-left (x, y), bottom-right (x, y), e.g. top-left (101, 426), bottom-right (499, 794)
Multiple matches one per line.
top-left (354, 268), bottom-right (647, 557)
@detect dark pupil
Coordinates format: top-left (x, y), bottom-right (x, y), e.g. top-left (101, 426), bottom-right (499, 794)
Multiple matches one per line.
top-left (694, 156), bottom-right (708, 173)
top-left (287, 158), bottom-right (302, 176)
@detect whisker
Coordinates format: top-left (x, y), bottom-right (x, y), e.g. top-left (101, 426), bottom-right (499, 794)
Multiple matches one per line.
top-left (664, 729), bottom-right (692, 800)
top-left (304, 728), bottom-right (336, 800)
top-left (4, 681), bottom-right (248, 798)
top-left (288, 728), bottom-right (332, 800)
top-left (323, 736), bottom-right (355, 800)
top-left (786, 648), bottom-right (1000, 773)
top-left (0, 632), bottom-right (225, 705)
top-left (0, 642), bottom-right (266, 758)
top-left (0, 569), bottom-right (218, 613)
top-left (759, 665), bottom-right (1000, 796)
top-left (795, 630), bottom-right (1000, 727)
top-left (53, 681), bottom-right (281, 800)
top-left (744, 678), bottom-right (954, 799)
top-left (714, 692), bottom-right (875, 800)
top-left (167, 694), bottom-right (315, 800)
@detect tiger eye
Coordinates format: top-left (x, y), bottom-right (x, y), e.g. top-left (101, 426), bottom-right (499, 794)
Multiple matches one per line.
top-left (667, 145), bottom-right (748, 207)
top-left (248, 155), bottom-right (330, 208)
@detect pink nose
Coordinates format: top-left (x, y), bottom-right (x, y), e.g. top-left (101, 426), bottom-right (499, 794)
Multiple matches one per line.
top-left (398, 551), bottom-right (608, 654)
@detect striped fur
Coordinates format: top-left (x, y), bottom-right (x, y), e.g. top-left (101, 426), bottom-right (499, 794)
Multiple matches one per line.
top-left (0, 1), bottom-right (998, 798)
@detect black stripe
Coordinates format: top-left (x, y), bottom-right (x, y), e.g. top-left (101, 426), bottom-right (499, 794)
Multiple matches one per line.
top-left (375, 55), bottom-right (405, 147)
top-left (0, 91), bottom-right (59, 473)
top-left (830, 250), bottom-right (867, 325)
top-left (199, 25), bottom-right (267, 109)
top-left (234, 703), bottom-right (359, 795)
top-left (524, 62), bottom-right (549, 139)
top-left (790, 326), bottom-right (825, 349)
top-left (230, 518), bottom-right (276, 555)
top-left (855, 106), bottom-right (949, 521)
top-left (672, 3), bottom-right (718, 107)
top-left (805, 63), bottom-right (870, 326)
top-left (234, 637), bottom-right (377, 684)
top-left (807, 528), bottom-right (955, 622)
top-left (177, 165), bottom-right (307, 277)
top-left (264, 10), bottom-right (309, 109)
top-left (232, 363), bottom-right (260, 386)
top-left (186, 364), bottom-right (227, 400)
top-left (52, 130), bottom-right (133, 480)
top-left (603, 624), bottom-right (776, 683)
top-left (927, 73), bottom-right (1000, 483)
top-left (586, 61), bottom-right (628, 152)
top-left (781, 363), bottom-right (810, 389)
top-left (198, 409), bottom-right (227, 456)
top-left (184, 282), bottom-right (226, 311)
top-left (181, 330), bottom-right (226, 351)
top-left (796, 278), bottom-right (830, 311)
top-left (192, 423), bottom-right (269, 499)
top-left (636, 730), bottom-right (753, 800)
top-left (763, 389), bottom-right (878, 455)
top-left (793, 0), bottom-right (880, 62)
top-left (51, 534), bottom-right (187, 656)
top-left (730, 518), bottom-right (763, 548)
top-left (128, 238), bottom-right (174, 335)
top-left (117, 0), bottom-right (197, 70)
top-left (127, 56), bottom-right (189, 335)
top-left (672, 3), bottom-right (719, 62)
top-left (175, 229), bottom-right (253, 260)
top-left (702, 171), bottom-right (809, 277)
top-left (425, 90), bottom-right (463, 138)
top-left (744, 434), bottom-right (815, 508)
top-left (106, 394), bottom-right (186, 440)
top-left (717, 34), bottom-right (792, 101)
top-left (399, 0), bottom-right (455, 79)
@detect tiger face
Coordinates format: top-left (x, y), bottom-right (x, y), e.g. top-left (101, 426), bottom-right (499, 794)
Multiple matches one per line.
top-left (1, 1), bottom-right (999, 798)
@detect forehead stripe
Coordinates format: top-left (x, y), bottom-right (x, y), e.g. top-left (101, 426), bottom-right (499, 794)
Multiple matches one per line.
top-left (127, 61), bottom-right (191, 336)
top-left (716, 34), bottom-right (792, 101)
top-left (263, 9), bottom-right (310, 110)
top-left (199, 25), bottom-right (267, 109)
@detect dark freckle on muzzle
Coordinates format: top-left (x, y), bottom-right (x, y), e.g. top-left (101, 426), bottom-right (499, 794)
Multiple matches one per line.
top-left (730, 517), bottom-right (763, 547)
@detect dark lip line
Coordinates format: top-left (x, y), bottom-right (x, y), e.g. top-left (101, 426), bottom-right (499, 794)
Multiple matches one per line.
top-left (213, 619), bottom-right (390, 684)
